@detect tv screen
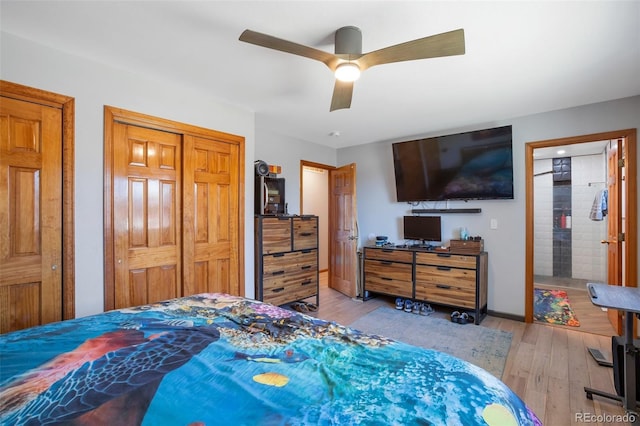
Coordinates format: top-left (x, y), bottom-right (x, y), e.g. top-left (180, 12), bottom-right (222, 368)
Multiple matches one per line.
top-left (403, 216), bottom-right (441, 243)
top-left (392, 125), bottom-right (513, 201)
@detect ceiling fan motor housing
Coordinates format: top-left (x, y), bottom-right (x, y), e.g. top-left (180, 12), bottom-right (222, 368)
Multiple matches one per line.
top-left (335, 26), bottom-right (362, 55)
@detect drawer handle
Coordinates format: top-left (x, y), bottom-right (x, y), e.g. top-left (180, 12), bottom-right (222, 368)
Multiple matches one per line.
top-left (301, 280), bottom-right (313, 286)
top-left (381, 261), bottom-right (393, 265)
top-left (437, 266), bottom-right (451, 271)
top-left (271, 287), bottom-right (285, 293)
top-left (300, 232), bottom-right (313, 237)
top-left (301, 249), bottom-right (313, 254)
top-left (271, 270), bottom-right (285, 276)
top-left (277, 217), bottom-right (289, 221)
top-left (437, 253), bottom-right (451, 258)
top-left (436, 284), bottom-right (452, 289)
top-left (381, 249), bottom-right (394, 253)
top-left (301, 265), bottom-right (312, 270)
top-left (273, 253), bottom-right (285, 257)
top-left (381, 277), bottom-right (392, 281)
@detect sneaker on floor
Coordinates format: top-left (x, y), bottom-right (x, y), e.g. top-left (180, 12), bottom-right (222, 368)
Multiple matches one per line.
top-left (412, 302), bottom-right (422, 314)
top-left (395, 298), bottom-right (404, 310)
top-left (403, 299), bottom-right (413, 313)
top-left (420, 303), bottom-right (434, 316)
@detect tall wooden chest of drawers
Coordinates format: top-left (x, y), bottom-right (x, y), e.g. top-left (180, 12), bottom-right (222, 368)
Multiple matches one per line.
top-left (255, 215), bottom-right (319, 306)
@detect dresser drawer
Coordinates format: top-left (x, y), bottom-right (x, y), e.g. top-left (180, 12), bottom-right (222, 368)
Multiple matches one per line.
top-left (262, 271), bottom-right (317, 305)
top-left (364, 259), bottom-right (412, 298)
top-left (263, 250), bottom-right (317, 275)
top-left (365, 276), bottom-right (413, 298)
top-left (260, 217), bottom-right (291, 254)
top-left (365, 259), bottom-right (412, 281)
top-left (293, 217), bottom-right (318, 250)
top-left (415, 252), bottom-right (476, 269)
top-left (414, 264), bottom-right (476, 290)
top-left (415, 282), bottom-right (476, 309)
top-left (364, 247), bottom-right (413, 263)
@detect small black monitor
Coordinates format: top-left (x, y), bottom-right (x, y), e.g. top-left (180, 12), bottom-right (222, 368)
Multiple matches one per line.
top-left (403, 216), bottom-right (442, 243)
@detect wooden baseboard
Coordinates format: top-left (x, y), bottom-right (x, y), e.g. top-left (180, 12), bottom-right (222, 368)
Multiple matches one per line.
top-left (488, 309), bottom-right (525, 322)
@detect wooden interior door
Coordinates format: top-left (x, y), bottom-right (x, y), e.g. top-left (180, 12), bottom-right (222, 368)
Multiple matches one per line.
top-left (112, 123), bottom-right (182, 309)
top-left (329, 163), bottom-right (358, 298)
top-left (183, 135), bottom-right (241, 296)
top-left (605, 138), bottom-right (623, 334)
top-left (0, 97), bottom-right (62, 332)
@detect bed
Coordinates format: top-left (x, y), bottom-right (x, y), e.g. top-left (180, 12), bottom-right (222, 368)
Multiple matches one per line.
top-left (0, 293), bottom-right (540, 425)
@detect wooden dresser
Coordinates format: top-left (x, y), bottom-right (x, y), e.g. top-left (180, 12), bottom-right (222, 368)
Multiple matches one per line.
top-left (363, 246), bottom-right (488, 324)
top-left (255, 215), bottom-right (319, 306)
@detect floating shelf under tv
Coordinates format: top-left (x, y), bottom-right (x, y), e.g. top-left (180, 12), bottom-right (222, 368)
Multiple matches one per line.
top-left (411, 208), bottom-right (482, 214)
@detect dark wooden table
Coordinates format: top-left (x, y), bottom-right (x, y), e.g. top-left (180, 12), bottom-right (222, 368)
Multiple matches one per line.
top-left (585, 283), bottom-right (639, 423)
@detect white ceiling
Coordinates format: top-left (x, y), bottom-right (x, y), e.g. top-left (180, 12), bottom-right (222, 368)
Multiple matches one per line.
top-left (2, 1), bottom-right (639, 149)
top-left (533, 140), bottom-right (609, 160)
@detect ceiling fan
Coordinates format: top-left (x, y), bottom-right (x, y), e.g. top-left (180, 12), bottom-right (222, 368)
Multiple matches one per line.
top-left (239, 26), bottom-right (465, 111)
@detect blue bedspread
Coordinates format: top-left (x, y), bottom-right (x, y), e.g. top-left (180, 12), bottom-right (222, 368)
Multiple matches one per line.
top-left (0, 293), bottom-right (541, 425)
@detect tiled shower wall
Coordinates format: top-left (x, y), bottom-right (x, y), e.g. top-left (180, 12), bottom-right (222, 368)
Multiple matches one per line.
top-left (533, 154), bottom-right (607, 282)
top-left (534, 159), bottom-right (553, 276)
top-left (571, 154), bottom-right (607, 281)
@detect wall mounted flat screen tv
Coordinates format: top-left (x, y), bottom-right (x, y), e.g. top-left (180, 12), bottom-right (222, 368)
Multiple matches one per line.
top-left (403, 215), bottom-right (441, 243)
top-left (392, 125), bottom-right (513, 201)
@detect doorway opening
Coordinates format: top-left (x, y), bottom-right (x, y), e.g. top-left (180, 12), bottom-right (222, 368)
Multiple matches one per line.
top-left (300, 160), bottom-right (359, 299)
top-left (525, 129), bottom-right (637, 337)
top-left (301, 163), bottom-right (330, 275)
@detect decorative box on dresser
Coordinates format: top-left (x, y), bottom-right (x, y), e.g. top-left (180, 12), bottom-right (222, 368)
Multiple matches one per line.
top-left (363, 246), bottom-right (488, 324)
top-left (255, 215), bottom-right (319, 306)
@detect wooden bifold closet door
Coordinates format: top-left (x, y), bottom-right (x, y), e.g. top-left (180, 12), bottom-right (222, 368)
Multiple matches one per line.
top-left (104, 107), bottom-right (244, 311)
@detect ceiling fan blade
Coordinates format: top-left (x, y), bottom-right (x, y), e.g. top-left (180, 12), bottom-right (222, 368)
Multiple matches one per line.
top-left (357, 28), bottom-right (465, 70)
top-left (330, 80), bottom-right (354, 111)
top-left (239, 29), bottom-right (339, 69)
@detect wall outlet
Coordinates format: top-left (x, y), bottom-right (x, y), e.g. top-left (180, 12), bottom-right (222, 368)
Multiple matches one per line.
top-left (490, 219), bottom-right (498, 229)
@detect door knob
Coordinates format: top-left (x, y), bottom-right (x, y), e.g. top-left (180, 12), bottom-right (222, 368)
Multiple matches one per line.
top-left (601, 239), bottom-right (616, 244)
top-left (51, 264), bottom-right (58, 270)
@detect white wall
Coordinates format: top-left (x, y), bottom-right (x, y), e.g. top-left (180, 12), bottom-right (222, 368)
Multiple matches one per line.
top-left (571, 154), bottom-right (607, 281)
top-left (533, 159), bottom-right (553, 276)
top-left (338, 96), bottom-right (640, 317)
top-left (302, 167), bottom-right (329, 270)
top-left (2, 30), bottom-right (638, 319)
top-left (253, 124), bottom-right (336, 215)
top-left (1, 32), bottom-right (256, 317)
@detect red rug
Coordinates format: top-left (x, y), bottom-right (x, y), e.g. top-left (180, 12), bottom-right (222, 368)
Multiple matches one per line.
top-left (534, 288), bottom-right (580, 327)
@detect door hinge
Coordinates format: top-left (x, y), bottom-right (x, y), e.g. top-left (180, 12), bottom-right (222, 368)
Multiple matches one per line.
top-left (619, 232), bottom-right (625, 242)
top-left (618, 158), bottom-right (625, 168)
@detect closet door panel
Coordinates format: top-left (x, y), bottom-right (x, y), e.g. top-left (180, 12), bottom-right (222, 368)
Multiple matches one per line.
top-left (113, 124), bottom-right (182, 309)
top-left (183, 136), bottom-right (240, 296)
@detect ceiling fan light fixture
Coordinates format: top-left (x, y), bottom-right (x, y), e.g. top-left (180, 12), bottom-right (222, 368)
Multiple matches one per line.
top-left (335, 63), bottom-right (360, 82)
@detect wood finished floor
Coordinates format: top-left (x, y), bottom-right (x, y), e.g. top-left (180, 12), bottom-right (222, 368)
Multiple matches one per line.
top-left (299, 272), bottom-right (632, 426)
